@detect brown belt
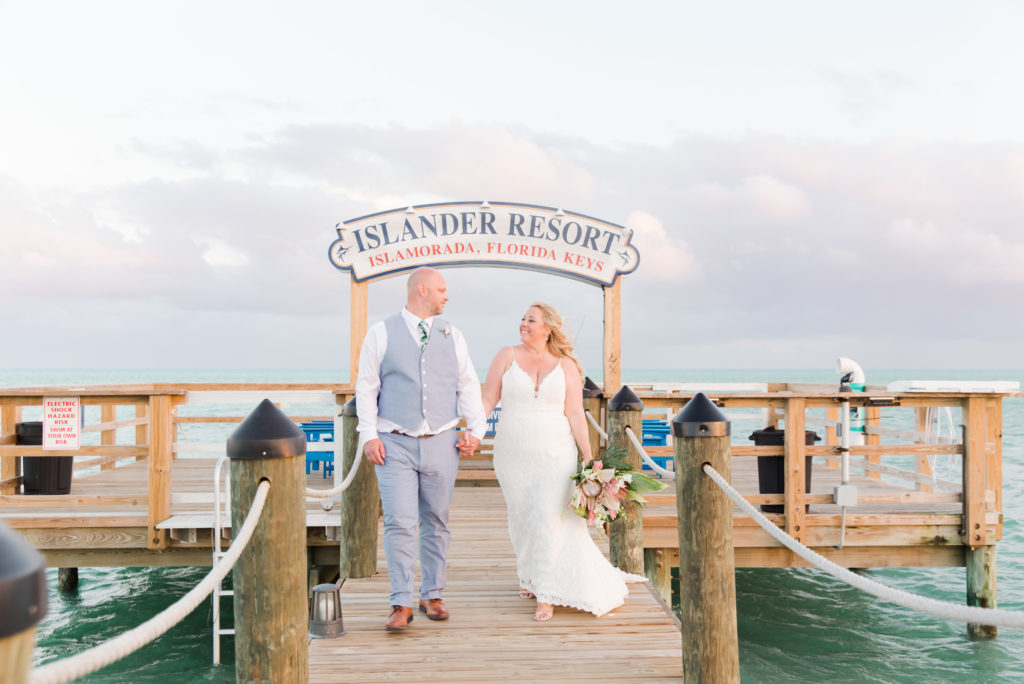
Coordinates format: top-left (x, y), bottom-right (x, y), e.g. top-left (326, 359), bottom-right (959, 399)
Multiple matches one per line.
top-left (390, 430), bottom-right (434, 439)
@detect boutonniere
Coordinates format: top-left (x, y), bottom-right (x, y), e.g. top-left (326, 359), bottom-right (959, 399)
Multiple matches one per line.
top-left (442, 327), bottom-right (451, 338)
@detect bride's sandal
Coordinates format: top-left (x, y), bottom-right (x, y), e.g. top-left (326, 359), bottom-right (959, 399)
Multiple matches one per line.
top-left (519, 588), bottom-right (535, 599)
top-left (534, 603), bottom-right (554, 621)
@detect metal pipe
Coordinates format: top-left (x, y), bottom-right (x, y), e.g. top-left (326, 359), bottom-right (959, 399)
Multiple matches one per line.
top-left (841, 399), bottom-right (851, 485)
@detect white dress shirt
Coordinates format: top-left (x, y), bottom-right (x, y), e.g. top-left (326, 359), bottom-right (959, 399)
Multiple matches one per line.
top-left (356, 307), bottom-right (486, 440)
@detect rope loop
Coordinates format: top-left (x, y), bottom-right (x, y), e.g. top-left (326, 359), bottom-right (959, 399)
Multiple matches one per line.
top-left (584, 409), bottom-right (609, 441)
top-left (701, 463), bottom-right (1024, 629)
top-left (623, 426), bottom-right (675, 480)
top-left (304, 447), bottom-right (361, 499)
top-left (31, 480), bottom-right (272, 684)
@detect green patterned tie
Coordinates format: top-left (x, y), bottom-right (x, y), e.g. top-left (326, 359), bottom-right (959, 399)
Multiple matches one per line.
top-left (418, 321), bottom-right (428, 351)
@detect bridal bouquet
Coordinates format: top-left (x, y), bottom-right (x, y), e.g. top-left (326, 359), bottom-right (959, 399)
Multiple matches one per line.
top-left (568, 447), bottom-right (667, 527)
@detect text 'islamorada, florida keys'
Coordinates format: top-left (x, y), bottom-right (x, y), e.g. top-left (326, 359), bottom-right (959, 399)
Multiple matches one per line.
top-left (328, 201), bottom-right (640, 286)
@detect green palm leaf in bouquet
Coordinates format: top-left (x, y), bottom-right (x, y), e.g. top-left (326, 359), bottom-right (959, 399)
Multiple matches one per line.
top-left (579, 446), bottom-right (667, 506)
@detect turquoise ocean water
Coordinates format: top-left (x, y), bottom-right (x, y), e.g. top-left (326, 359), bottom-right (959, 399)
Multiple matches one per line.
top-left (3, 367), bottom-right (1023, 683)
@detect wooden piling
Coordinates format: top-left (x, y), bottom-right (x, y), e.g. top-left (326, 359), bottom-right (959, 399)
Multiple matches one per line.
top-left (966, 545), bottom-right (997, 639)
top-left (147, 394), bottom-right (173, 550)
top-left (338, 398), bottom-right (379, 578)
top-left (607, 385), bottom-right (644, 576)
top-left (673, 392), bottom-right (739, 683)
top-left (228, 399), bottom-right (309, 684)
top-left (0, 521), bottom-right (47, 684)
top-left (963, 396), bottom-right (997, 638)
top-left (582, 378), bottom-right (604, 465)
top-left (644, 547), bottom-right (672, 605)
top-left (57, 567), bottom-right (78, 592)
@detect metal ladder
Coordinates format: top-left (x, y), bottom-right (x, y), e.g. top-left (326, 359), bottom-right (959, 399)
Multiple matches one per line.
top-left (212, 455), bottom-right (233, 664)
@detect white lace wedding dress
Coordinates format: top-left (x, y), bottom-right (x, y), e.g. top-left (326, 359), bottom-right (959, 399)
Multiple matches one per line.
top-left (492, 357), bottom-right (645, 617)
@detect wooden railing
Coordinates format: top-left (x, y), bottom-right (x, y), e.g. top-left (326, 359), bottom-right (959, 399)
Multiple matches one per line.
top-left (582, 384), bottom-right (1006, 551)
top-left (0, 384), bottom-right (356, 551)
top-left (0, 381), bottom-right (1007, 558)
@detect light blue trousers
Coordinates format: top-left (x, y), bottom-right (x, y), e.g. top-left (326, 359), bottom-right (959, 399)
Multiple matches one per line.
top-left (375, 429), bottom-right (459, 608)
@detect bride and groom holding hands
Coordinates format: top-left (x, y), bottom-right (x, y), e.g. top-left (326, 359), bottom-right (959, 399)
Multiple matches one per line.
top-left (355, 267), bottom-right (642, 631)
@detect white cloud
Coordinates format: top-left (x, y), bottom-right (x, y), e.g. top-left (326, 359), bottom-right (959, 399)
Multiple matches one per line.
top-left (681, 174), bottom-right (810, 224)
top-left (886, 218), bottom-right (1024, 285)
top-left (821, 67), bottom-right (915, 121)
top-left (1005, 153), bottom-right (1024, 198)
top-left (824, 247), bottom-right (860, 265)
top-left (20, 251), bottom-right (54, 267)
top-left (195, 237), bottom-right (250, 267)
top-left (625, 210), bottom-right (701, 282)
top-left (4, 124), bottom-right (1024, 368)
top-left (741, 174), bottom-right (812, 222)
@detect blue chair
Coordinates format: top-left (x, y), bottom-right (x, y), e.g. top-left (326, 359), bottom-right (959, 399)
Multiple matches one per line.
top-left (300, 421), bottom-right (335, 478)
top-left (485, 408), bottom-right (501, 438)
top-left (640, 419), bottom-right (673, 476)
top-left (641, 419), bottom-right (671, 447)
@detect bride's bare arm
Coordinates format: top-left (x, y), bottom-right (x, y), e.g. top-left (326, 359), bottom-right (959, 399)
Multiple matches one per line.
top-left (481, 346), bottom-right (513, 416)
top-left (562, 359), bottom-right (593, 462)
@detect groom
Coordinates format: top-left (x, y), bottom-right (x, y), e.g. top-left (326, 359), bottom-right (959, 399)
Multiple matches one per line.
top-left (355, 266), bottom-right (485, 630)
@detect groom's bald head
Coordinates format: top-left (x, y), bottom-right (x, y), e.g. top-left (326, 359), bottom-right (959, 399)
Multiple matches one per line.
top-left (406, 267), bottom-right (448, 318)
top-left (407, 267), bottom-right (441, 294)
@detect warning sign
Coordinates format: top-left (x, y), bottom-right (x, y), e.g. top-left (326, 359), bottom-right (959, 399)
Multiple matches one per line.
top-left (43, 397), bottom-right (80, 450)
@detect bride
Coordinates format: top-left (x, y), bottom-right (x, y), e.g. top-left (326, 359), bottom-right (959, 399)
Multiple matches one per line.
top-left (481, 302), bottom-right (645, 621)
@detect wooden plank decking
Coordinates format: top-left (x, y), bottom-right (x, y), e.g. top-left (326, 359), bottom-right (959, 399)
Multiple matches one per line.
top-left (308, 487), bottom-right (684, 682)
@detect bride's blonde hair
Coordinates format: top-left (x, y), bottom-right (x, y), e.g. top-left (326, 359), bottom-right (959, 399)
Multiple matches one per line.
top-left (529, 302), bottom-right (583, 377)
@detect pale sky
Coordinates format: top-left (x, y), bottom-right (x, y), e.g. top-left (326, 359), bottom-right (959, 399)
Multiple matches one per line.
top-left (2, 1), bottom-right (1024, 374)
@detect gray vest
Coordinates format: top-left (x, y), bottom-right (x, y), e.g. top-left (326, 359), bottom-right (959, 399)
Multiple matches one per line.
top-left (378, 313), bottom-right (459, 432)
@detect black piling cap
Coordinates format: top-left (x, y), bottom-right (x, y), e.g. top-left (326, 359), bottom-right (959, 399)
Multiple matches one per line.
top-left (340, 397), bottom-right (357, 417)
top-left (608, 385), bottom-right (643, 411)
top-left (671, 392), bottom-right (730, 438)
top-left (582, 377), bottom-right (604, 399)
top-left (227, 398), bottom-right (307, 461)
top-left (0, 521), bottom-right (47, 638)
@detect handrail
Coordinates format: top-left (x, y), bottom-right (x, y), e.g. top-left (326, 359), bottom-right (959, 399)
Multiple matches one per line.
top-left (212, 455), bottom-right (232, 664)
top-left (623, 426), bottom-right (675, 480)
top-left (584, 410), bottom-right (608, 441)
top-left (305, 449), bottom-right (361, 499)
top-left (81, 416), bottom-right (149, 434)
top-left (702, 463), bottom-right (1024, 629)
top-left (30, 480), bottom-right (272, 684)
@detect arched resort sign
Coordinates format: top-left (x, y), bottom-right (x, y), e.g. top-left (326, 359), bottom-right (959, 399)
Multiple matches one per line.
top-left (329, 201), bottom-right (639, 286)
top-left (329, 200), bottom-right (640, 391)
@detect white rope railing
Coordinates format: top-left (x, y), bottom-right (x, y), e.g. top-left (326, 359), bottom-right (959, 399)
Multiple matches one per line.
top-left (584, 410), bottom-right (608, 441)
top-left (702, 464), bottom-right (1024, 629)
top-left (623, 426), bottom-right (675, 480)
top-left (304, 448), bottom-right (360, 499)
top-left (31, 480), bottom-right (273, 684)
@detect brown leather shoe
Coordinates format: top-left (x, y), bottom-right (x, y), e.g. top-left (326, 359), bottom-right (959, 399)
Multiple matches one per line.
top-left (384, 605), bottom-right (414, 631)
top-left (418, 598), bottom-right (450, 621)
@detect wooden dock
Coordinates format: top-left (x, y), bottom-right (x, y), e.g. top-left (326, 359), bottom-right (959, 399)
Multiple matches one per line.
top-left (0, 381), bottom-right (1015, 677)
top-left (309, 486), bottom-right (683, 682)
top-left (0, 383), bottom-right (1007, 580)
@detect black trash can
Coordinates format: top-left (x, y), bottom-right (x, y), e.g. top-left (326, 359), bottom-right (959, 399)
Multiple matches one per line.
top-left (19, 422), bottom-right (73, 495)
top-left (748, 426), bottom-right (820, 513)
